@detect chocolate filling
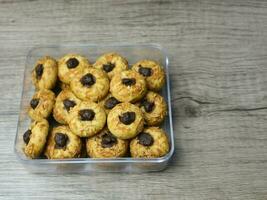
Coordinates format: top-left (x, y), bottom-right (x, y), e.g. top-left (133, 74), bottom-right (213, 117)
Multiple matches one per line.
top-left (63, 99), bottom-right (76, 111)
top-left (101, 131), bottom-right (118, 148)
top-left (66, 58), bottom-right (79, 69)
top-left (138, 65), bottom-right (152, 77)
top-left (30, 98), bottom-right (39, 109)
top-left (141, 99), bottom-right (155, 113)
top-left (55, 132), bottom-right (68, 149)
top-left (102, 62), bottom-right (115, 72)
top-left (80, 73), bottom-right (96, 87)
top-left (23, 129), bottom-right (32, 144)
top-left (79, 109), bottom-right (95, 121)
top-left (119, 112), bottom-right (136, 125)
top-left (122, 78), bottom-right (136, 86)
top-left (138, 132), bottom-right (154, 146)
top-left (35, 64), bottom-right (44, 79)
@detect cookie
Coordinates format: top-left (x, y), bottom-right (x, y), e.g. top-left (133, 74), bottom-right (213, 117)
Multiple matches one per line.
top-left (107, 102), bottom-right (144, 139)
top-left (58, 53), bottom-right (90, 84)
top-left (110, 70), bottom-right (147, 103)
top-left (86, 128), bottom-right (128, 158)
top-left (132, 60), bottom-right (165, 91)
top-left (93, 52), bottom-right (128, 79)
top-left (98, 93), bottom-right (121, 114)
top-left (69, 101), bottom-right (106, 137)
top-left (24, 119), bottom-right (49, 158)
top-left (31, 56), bottom-right (58, 90)
top-left (28, 89), bottom-right (55, 121)
top-left (45, 125), bottom-right (82, 159)
top-left (59, 81), bottom-right (70, 90)
top-left (70, 67), bottom-right (109, 102)
top-left (137, 91), bottom-right (167, 125)
top-left (53, 89), bottom-right (81, 124)
top-left (130, 127), bottom-right (169, 158)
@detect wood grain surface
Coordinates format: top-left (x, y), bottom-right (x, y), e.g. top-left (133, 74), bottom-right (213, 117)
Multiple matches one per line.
top-left (0, 0), bottom-right (267, 199)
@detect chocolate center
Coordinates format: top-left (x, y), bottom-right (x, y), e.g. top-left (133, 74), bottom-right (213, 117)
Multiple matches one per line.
top-left (55, 133), bottom-right (68, 149)
top-left (30, 98), bottom-right (39, 109)
top-left (23, 129), bottom-right (32, 144)
top-left (104, 97), bottom-right (120, 109)
top-left (122, 78), bottom-right (136, 86)
top-left (119, 112), bottom-right (136, 125)
top-left (35, 64), bottom-right (44, 79)
top-left (101, 131), bottom-right (117, 148)
top-left (102, 62), bottom-right (115, 73)
top-left (141, 99), bottom-right (155, 113)
top-left (138, 132), bottom-right (154, 146)
top-left (66, 58), bottom-right (79, 69)
top-left (79, 109), bottom-right (95, 121)
top-left (80, 73), bottom-right (96, 87)
top-left (138, 65), bottom-right (152, 77)
top-left (63, 99), bottom-right (76, 112)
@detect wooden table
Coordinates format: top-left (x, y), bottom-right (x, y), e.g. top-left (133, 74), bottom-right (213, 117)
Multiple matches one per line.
top-left (0, 0), bottom-right (266, 199)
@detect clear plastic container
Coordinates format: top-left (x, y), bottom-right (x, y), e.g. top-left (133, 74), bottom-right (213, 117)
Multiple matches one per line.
top-left (14, 44), bottom-right (174, 173)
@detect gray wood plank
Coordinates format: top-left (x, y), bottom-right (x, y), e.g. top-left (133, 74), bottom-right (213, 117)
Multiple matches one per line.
top-left (0, 0), bottom-right (266, 199)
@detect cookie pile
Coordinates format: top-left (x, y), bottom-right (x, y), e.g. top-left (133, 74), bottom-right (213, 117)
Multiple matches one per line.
top-left (23, 52), bottom-right (170, 159)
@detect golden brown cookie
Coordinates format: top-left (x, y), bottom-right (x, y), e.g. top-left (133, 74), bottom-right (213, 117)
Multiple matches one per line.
top-left (28, 89), bottom-right (55, 121)
top-left (70, 67), bottom-right (109, 102)
top-left (137, 91), bottom-right (167, 126)
top-left (58, 53), bottom-right (90, 84)
top-left (130, 127), bottom-right (169, 158)
top-left (24, 119), bottom-right (49, 158)
top-left (69, 101), bottom-right (106, 137)
top-left (107, 102), bottom-right (144, 139)
top-left (59, 82), bottom-right (70, 90)
top-left (86, 128), bottom-right (128, 158)
top-left (110, 70), bottom-right (147, 103)
top-left (45, 125), bottom-right (82, 159)
top-left (93, 52), bottom-right (128, 79)
top-left (53, 89), bottom-right (81, 124)
top-left (132, 60), bottom-right (165, 91)
top-left (31, 56), bottom-right (58, 90)
top-left (98, 93), bottom-right (121, 114)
